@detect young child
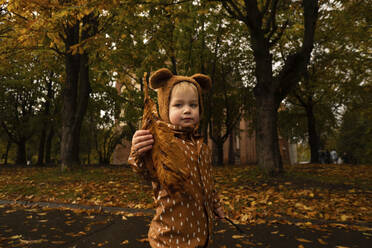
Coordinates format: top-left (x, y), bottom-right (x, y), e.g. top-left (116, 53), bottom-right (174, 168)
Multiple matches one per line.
top-left (128, 68), bottom-right (224, 248)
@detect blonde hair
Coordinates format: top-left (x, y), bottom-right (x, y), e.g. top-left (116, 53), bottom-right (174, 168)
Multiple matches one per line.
top-left (171, 81), bottom-right (198, 97)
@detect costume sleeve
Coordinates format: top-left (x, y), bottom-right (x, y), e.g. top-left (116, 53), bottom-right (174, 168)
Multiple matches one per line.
top-left (127, 144), bottom-right (145, 174)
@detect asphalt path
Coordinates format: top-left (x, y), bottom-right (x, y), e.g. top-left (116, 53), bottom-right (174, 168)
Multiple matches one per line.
top-left (0, 201), bottom-right (371, 248)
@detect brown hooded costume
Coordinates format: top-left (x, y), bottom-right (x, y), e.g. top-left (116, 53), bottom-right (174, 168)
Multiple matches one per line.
top-left (128, 68), bottom-right (221, 248)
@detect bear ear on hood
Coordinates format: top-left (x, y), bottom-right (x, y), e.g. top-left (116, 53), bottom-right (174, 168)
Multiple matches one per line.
top-left (191, 74), bottom-right (212, 92)
top-left (149, 68), bottom-right (173, 89)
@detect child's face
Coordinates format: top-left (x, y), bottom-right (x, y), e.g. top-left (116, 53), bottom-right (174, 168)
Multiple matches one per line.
top-left (169, 84), bottom-right (200, 128)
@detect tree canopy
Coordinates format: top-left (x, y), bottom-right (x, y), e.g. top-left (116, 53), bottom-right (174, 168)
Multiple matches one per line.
top-left (0, 0), bottom-right (370, 170)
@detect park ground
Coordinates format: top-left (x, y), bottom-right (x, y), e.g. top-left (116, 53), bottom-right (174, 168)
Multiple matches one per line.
top-left (0, 163), bottom-right (371, 247)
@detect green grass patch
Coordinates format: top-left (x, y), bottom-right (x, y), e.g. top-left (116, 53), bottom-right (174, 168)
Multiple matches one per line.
top-left (0, 184), bottom-right (38, 196)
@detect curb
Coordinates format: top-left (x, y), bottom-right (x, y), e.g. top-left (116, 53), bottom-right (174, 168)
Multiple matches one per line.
top-left (0, 199), bottom-right (155, 214)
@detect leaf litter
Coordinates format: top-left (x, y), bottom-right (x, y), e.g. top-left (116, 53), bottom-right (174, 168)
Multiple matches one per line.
top-left (0, 164), bottom-right (371, 232)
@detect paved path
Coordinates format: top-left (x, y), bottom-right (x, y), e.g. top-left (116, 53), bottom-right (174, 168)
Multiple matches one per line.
top-left (0, 201), bottom-right (371, 248)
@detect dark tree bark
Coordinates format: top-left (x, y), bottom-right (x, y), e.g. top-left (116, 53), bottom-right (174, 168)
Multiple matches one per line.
top-left (45, 126), bottom-right (54, 164)
top-left (60, 23), bottom-right (81, 171)
top-left (37, 128), bottom-right (46, 165)
top-left (219, 0), bottom-right (319, 175)
top-left (1, 122), bottom-right (31, 165)
top-left (306, 104), bottom-right (320, 163)
top-left (216, 140), bottom-right (224, 166)
top-left (60, 14), bottom-right (97, 171)
top-left (37, 75), bottom-right (54, 165)
top-left (15, 139), bottom-right (26, 164)
top-left (3, 140), bottom-right (11, 165)
top-left (294, 92), bottom-right (320, 163)
top-left (254, 94), bottom-right (282, 173)
top-left (228, 131), bottom-right (235, 165)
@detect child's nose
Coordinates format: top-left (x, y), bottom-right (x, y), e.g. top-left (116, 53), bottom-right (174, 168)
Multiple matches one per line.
top-left (183, 106), bottom-right (191, 113)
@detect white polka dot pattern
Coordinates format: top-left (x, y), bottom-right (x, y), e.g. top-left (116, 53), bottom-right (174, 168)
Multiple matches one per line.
top-left (128, 87), bottom-right (222, 247)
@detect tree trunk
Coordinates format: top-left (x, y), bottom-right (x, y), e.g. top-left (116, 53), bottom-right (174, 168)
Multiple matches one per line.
top-left (61, 48), bottom-right (81, 171)
top-left (254, 94), bottom-right (283, 175)
top-left (4, 140), bottom-right (11, 165)
top-left (38, 75), bottom-right (53, 166)
top-left (228, 132), bottom-right (235, 165)
top-left (37, 127), bottom-right (46, 165)
top-left (60, 15), bottom-right (95, 172)
top-left (219, 0), bottom-right (318, 175)
top-left (306, 105), bottom-right (320, 163)
top-left (45, 126), bottom-right (54, 164)
top-left (15, 139), bottom-right (26, 164)
top-left (251, 29), bottom-right (283, 174)
top-left (216, 140), bottom-right (223, 166)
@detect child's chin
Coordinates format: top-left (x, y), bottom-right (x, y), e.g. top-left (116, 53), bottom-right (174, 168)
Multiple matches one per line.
top-left (181, 123), bottom-right (195, 128)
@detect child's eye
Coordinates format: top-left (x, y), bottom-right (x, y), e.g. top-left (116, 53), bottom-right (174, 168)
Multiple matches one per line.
top-left (174, 104), bottom-right (182, 107)
top-left (190, 104), bottom-right (198, 108)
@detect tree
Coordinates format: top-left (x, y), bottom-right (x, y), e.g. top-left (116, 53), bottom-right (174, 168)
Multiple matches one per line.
top-left (337, 86), bottom-right (372, 164)
top-left (80, 82), bottom-right (127, 165)
top-left (0, 72), bottom-right (40, 164)
top-left (211, 0), bottom-right (319, 174)
top-left (2, 1), bottom-right (140, 170)
top-left (279, 0), bottom-right (371, 163)
top-left (36, 70), bottom-right (61, 165)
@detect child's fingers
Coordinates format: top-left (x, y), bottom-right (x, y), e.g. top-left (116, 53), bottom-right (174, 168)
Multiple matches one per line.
top-left (133, 129), bottom-right (151, 137)
top-left (135, 138), bottom-right (154, 150)
top-left (133, 134), bottom-right (153, 146)
top-left (137, 144), bottom-right (153, 155)
top-left (133, 134), bottom-right (153, 144)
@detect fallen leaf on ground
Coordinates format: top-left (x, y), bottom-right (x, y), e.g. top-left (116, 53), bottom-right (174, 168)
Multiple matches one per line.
top-left (318, 238), bottom-right (327, 245)
top-left (20, 239), bottom-right (48, 244)
top-left (296, 238), bottom-right (312, 243)
top-left (137, 237), bottom-right (148, 243)
top-left (232, 235), bottom-right (245, 239)
top-left (120, 240), bottom-right (129, 245)
top-left (10, 235), bottom-right (22, 239)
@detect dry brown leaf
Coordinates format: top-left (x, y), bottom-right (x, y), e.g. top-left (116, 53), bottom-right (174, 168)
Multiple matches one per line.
top-left (317, 238), bottom-right (327, 245)
top-left (10, 235), bottom-right (22, 239)
top-left (137, 237), bottom-right (149, 243)
top-left (120, 240), bottom-right (129, 245)
top-left (296, 238), bottom-right (312, 243)
top-left (20, 239), bottom-right (47, 244)
top-left (232, 235), bottom-right (244, 239)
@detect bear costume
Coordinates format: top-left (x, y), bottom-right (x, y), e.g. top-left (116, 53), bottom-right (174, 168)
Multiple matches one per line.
top-left (128, 68), bottom-right (221, 248)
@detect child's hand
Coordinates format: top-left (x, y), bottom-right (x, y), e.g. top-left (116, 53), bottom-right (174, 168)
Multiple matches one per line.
top-left (132, 130), bottom-right (154, 157)
top-left (215, 206), bottom-right (225, 220)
